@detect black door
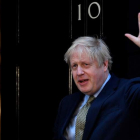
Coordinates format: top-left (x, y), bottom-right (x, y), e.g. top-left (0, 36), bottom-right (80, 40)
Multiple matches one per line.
top-left (1, 0), bottom-right (140, 140)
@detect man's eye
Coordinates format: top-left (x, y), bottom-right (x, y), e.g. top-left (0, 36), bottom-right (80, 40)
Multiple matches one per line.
top-left (84, 63), bottom-right (90, 67)
top-left (72, 64), bottom-right (77, 69)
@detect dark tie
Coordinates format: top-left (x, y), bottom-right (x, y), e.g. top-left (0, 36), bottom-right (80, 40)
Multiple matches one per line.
top-left (75, 96), bottom-right (95, 140)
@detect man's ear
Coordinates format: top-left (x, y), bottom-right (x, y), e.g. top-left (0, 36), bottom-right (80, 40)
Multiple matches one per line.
top-left (103, 60), bottom-right (108, 71)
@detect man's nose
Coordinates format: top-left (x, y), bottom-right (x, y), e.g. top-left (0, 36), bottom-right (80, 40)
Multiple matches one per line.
top-left (77, 66), bottom-right (84, 75)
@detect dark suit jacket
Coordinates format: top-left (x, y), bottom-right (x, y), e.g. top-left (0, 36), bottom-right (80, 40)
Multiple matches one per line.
top-left (53, 74), bottom-right (140, 140)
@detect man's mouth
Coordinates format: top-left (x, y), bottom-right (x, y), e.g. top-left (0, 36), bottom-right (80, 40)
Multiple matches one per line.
top-left (78, 79), bottom-right (89, 85)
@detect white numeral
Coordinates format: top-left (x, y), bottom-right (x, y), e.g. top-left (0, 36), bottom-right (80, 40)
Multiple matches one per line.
top-left (78, 2), bottom-right (101, 20)
top-left (88, 2), bottom-right (101, 19)
top-left (78, 4), bottom-right (81, 20)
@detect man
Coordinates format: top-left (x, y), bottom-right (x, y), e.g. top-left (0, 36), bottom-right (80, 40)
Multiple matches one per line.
top-left (53, 13), bottom-right (140, 140)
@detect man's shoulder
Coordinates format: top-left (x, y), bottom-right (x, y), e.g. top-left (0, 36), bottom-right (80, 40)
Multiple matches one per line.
top-left (61, 91), bottom-right (83, 103)
top-left (111, 73), bottom-right (140, 82)
top-left (63, 91), bottom-right (83, 99)
top-left (117, 76), bottom-right (140, 93)
top-left (120, 76), bottom-right (140, 85)
top-left (125, 77), bottom-right (140, 87)
top-left (110, 73), bottom-right (140, 89)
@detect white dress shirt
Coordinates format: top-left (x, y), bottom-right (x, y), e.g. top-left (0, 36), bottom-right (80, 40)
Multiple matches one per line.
top-left (64, 74), bottom-right (111, 140)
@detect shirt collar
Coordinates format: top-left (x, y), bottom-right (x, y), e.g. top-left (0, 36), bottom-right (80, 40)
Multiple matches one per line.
top-left (94, 73), bottom-right (111, 98)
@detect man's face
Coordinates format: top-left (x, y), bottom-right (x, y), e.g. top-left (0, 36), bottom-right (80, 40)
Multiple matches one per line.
top-left (70, 50), bottom-right (108, 95)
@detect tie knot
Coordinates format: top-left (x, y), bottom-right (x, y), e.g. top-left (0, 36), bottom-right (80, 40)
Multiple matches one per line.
top-left (87, 96), bottom-right (95, 104)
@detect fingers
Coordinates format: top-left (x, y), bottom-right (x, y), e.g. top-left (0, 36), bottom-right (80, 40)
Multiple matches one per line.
top-left (125, 33), bottom-right (140, 47)
top-left (138, 13), bottom-right (140, 35)
top-left (125, 34), bottom-right (137, 41)
top-left (124, 13), bottom-right (140, 48)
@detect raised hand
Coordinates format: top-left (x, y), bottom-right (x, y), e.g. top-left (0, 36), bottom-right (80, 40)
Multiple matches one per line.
top-left (125, 12), bottom-right (140, 48)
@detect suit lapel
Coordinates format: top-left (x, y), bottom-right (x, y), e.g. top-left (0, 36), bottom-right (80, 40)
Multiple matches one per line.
top-left (62, 92), bottom-right (84, 132)
top-left (82, 74), bottom-right (120, 140)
